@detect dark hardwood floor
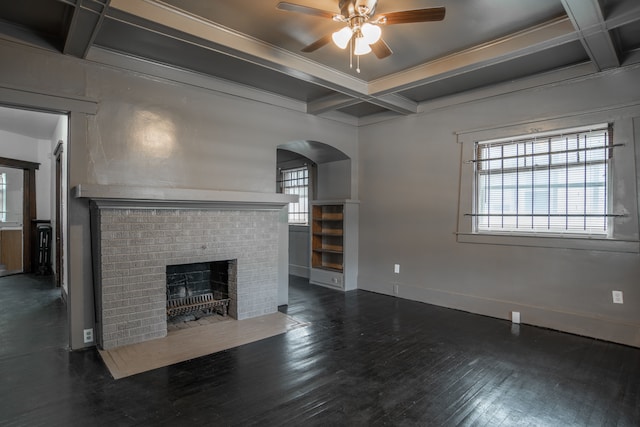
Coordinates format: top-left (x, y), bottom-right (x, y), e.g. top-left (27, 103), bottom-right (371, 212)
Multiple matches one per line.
top-left (0, 274), bottom-right (638, 426)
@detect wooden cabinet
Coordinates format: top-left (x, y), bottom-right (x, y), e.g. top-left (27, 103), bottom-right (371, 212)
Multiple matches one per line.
top-left (0, 229), bottom-right (23, 272)
top-left (310, 201), bottom-right (358, 291)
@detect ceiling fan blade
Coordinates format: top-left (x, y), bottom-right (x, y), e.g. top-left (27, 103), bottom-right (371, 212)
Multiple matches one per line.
top-left (371, 38), bottom-right (393, 59)
top-left (301, 34), bottom-right (332, 53)
top-left (276, 2), bottom-right (336, 19)
top-left (380, 7), bottom-right (446, 25)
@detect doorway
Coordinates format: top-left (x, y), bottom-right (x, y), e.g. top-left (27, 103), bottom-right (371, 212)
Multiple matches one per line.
top-left (0, 106), bottom-right (68, 284)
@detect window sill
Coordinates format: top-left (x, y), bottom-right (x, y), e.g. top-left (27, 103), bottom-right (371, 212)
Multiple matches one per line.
top-left (456, 232), bottom-right (639, 253)
top-left (289, 224), bottom-right (309, 230)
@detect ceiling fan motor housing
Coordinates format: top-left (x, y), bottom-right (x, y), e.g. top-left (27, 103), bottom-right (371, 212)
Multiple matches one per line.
top-left (339, 0), bottom-right (377, 19)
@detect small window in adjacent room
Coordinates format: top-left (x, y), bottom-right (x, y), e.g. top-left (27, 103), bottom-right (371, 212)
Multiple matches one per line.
top-left (0, 172), bottom-right (6, 222)
top-left (280, 166), bottom-right (309, 224)
top-left (474, 124), bottom-right (613, 235)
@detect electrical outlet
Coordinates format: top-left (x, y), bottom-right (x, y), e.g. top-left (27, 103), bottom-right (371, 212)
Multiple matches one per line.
top-left (511, 311), bottom-right (521, 324)
top-left (83, 328), bottom-right (94, 344)
top-left (394, 264), bottom-right (400, 274)
top-left (612, 290), bottom-right (624, 304)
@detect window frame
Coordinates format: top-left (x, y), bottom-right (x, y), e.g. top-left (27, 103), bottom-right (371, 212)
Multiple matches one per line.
top-left (279, 165), bottom-right (310, 225)
top-left (455, 111), bottom-right (640, 253)
top-left (0, 172), bottom-right (6, 222)
top-left (473, 124), bottom-right (613, 236)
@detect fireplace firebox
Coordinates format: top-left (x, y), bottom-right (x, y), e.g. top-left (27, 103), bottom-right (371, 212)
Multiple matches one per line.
top-left (166, 260), bottom-right (237, 322)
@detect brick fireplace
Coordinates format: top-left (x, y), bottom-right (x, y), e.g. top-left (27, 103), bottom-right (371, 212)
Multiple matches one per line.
top-left (75, 185), bottom-right (294, 350)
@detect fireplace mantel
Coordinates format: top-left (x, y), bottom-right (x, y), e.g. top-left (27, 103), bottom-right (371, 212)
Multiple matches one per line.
top-left (73, 184), bottom-right (297, 210)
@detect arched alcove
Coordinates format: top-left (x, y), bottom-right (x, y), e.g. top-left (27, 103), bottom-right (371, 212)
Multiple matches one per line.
top-left (278, 140), bottom-right (352, 200)
top-left (277, 140), bottom-right (349, 164)
top-left (276, 140), bottom-right (356, 305)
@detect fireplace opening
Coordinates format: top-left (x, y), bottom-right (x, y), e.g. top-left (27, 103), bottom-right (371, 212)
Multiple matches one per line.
top-left (166, 259), bottom-right (237, 328)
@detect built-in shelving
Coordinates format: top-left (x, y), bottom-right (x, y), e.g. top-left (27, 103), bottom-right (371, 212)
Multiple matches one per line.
top-left (312, 204), bottom-right (344, 272)
top-left (309, 201), bottom-right (358, 291)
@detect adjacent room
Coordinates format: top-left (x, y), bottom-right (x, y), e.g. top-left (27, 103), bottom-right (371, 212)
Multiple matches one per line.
top-left (0, 0), bottom-right (638, 425)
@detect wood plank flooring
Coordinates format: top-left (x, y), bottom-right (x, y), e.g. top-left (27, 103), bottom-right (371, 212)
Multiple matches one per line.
top-left (0, 273), bottom-right (639, 426)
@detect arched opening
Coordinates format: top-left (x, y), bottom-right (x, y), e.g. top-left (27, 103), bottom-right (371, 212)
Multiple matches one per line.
top-left (278, 140), bottom-right (352, 200)
top-left (276, 141), bottom-right (354, 304)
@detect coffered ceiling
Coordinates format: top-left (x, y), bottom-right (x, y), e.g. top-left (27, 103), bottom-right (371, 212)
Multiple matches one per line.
top-left (1, 0), bottom-right (640, 124)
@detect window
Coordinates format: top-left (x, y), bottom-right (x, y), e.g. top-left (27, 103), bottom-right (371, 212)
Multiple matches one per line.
top-left (474, 124), bottom-right (612, 235)
top-left (280, 166), bottom-right (309, 224)
top-left (0, 172), bottom-right (6, 222)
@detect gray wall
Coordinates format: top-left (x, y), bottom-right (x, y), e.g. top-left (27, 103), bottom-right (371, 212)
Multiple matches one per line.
top-left (288, 225), bottom-right (310, 278)
top-left (358, 65), bottom-right (640, 347)
top-left (0, 39), bottom-right (357, 349)
top-left (317, 159), bottom-right (351, 200)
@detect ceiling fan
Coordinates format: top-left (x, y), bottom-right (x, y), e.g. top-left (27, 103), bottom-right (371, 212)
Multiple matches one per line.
top-left (277, 0), bottom-right (445, 72)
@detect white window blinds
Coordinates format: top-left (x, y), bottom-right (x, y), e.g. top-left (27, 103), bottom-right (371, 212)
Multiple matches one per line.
top-left (475, 124), bottom-right (613, 235)
top-left (281, 166), bottom-right (309, 224)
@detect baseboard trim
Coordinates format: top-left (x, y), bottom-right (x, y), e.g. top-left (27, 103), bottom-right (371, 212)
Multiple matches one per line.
top-left (289, 264), bottom-right (309, 278)
top-left (359, 277), bottom-right (640, 348)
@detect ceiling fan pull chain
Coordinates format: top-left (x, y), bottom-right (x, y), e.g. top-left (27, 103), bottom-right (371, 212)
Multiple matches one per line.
top-left (349, 37), bottom-right (353, 69)
top-left (356, 55), bottom-right (361, 73)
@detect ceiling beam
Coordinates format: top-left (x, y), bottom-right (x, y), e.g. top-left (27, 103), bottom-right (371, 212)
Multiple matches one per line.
top-left (307, 94), bottom-right (361, 115)
top-left (307, 91), bottom-right (417, 116)
top-left (64, 0), bottom-right (111, 58)
top-left (605, 2), bottom-right (640, 29)
top-left (108, 0), bottom-right (369, 96)
top-left (365, 93), bottom-right (417, 115)
top-left (561, 0), bottom-right (620, 71)
top-left (368, 17), bottom-right (579, 97)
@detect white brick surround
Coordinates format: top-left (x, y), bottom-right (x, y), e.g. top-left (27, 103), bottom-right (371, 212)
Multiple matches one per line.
top-left (92, 207), bottom-right (280, 349)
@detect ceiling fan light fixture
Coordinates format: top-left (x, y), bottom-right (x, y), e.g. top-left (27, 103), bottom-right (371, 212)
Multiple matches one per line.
top-left (354, 36), bottom-right (372, 55)
top-left (277, 1), bottom-right (447, 74)
top-left (332, 26), bottom-right (352, 49)
top-left (361, 23), bottom-right (381, 45)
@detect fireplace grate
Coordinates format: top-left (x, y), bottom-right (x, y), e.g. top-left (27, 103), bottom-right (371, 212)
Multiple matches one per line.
top-left (166, 293), bottom-right (230, 317)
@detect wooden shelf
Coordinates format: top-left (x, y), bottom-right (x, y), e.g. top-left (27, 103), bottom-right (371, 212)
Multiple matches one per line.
top-left (319, 263), bottom-right (343, 272)
top-left (319, 213), bottom-right (343, 221)
top-left (313, 248), bottom-right (343, 255)
top-left (313, 230), bottom-right (343, 236)
top-left (319, 243), bottom-right (342, 251)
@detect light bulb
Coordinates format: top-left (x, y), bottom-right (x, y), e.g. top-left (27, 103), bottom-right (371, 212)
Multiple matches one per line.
top-left (332, 26), bottom-right (352, 49)
top-left (354, 36), bottom-right (372, 55)
top-left (361, 23), bottom-right (381, 45)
